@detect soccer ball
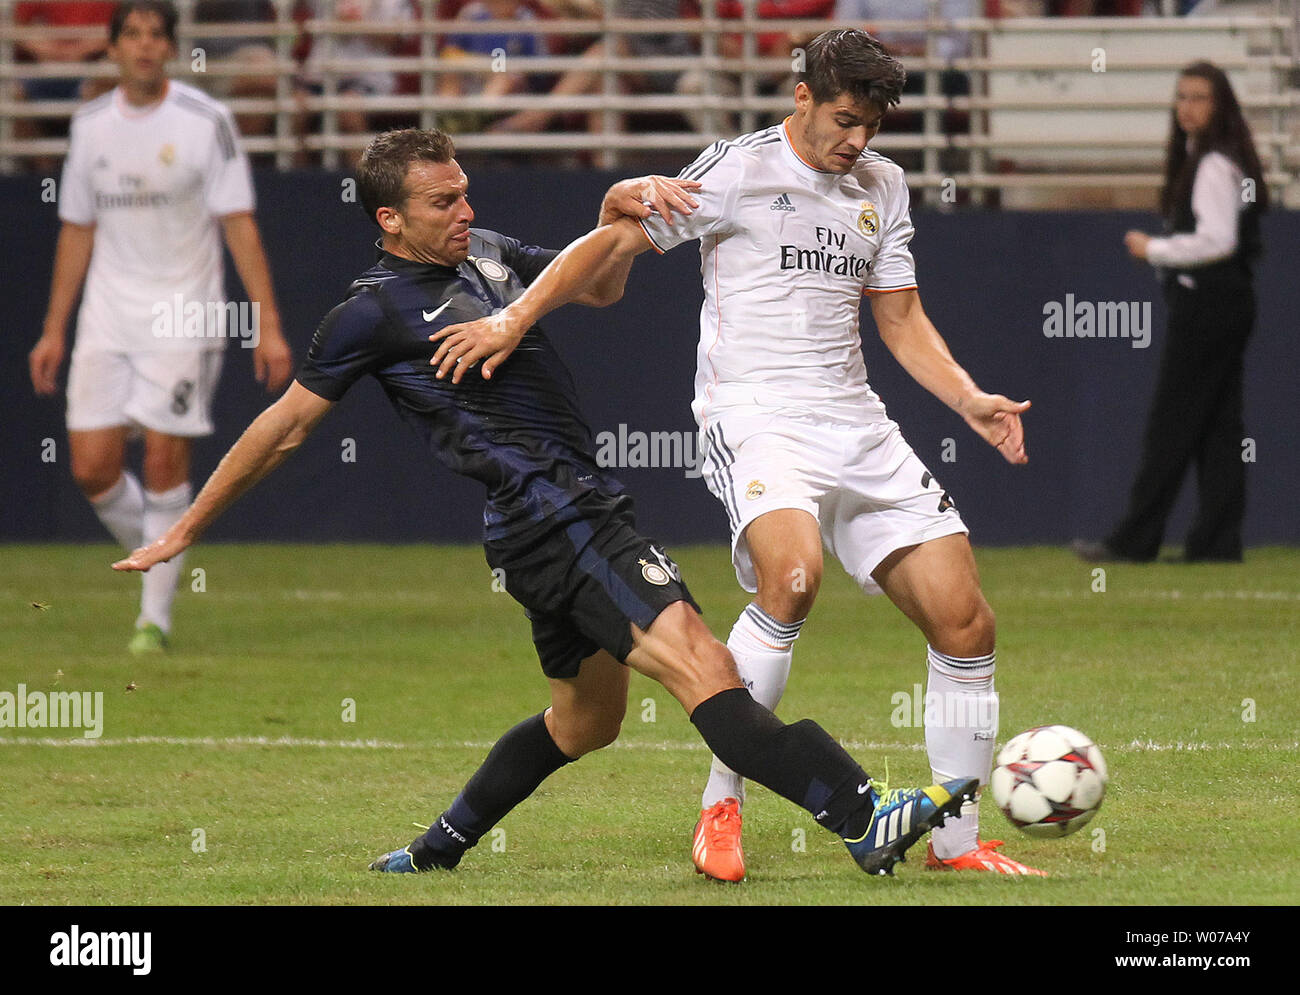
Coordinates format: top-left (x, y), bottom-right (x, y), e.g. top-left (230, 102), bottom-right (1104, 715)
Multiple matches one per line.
top-left (990, 725), bottom-right (1108, 838)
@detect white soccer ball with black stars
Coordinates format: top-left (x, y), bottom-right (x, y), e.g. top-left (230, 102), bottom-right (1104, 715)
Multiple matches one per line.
top-left (991, 725), bottom-right (1108, 838)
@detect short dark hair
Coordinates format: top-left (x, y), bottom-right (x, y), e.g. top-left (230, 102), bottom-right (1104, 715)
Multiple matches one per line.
top-left (356, 129), bottom-right (458, 229)
top-left (109, 1), bottom-right (178, 46)
top-left (797, 29), bottom-right (906, 110)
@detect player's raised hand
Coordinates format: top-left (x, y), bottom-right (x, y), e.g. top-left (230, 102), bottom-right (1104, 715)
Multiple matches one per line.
top-left (961, 393), bottom-right (1031, 465)
top-left (29, 334), bottom-right (66, 396)
top-left (429, 311), bottom-right (524, 384)
top-left (598, 175), bottom-right (701, 228)
top-left (113, 531), bottom-right (190, 573)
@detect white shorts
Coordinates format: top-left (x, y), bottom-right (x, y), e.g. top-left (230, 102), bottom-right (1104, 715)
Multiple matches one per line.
top-left (698, 408), bottom-right (969, 595)
top-left (65, 347), bottom-right (225, 437)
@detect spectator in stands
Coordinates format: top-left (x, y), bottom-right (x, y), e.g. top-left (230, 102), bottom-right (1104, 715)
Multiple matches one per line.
top-left (191, 0), bottom-right (279, 147)
top-left (1050, 1), bottom-right (1142, 12)
top-left (11, 1), bottom-right (115, 172)
top-left (294, 0), bottom-right (418, 166)
top-left (436, 0), bottom-right (546, 135)
top-left (1074, 62), bottom-right (1268, 564)
top-left (985, 0), bottom-right (1041, 12)
top-left (833, 0), bottom-right (972, 64)
top-left (676, 1), bottom-right (836, 135)
top-left (484, 0), bottom-right (700, 137)
top-left (987, 1), bottom-right (1141, 12)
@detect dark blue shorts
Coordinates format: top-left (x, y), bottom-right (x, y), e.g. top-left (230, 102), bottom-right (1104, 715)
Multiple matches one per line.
top-left (484, 492), bottom-right (700, 679)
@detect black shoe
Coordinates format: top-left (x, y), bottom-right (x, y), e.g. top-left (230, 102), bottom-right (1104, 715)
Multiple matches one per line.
top-left (1071, 539), bottom-right (1113, 562)
top-left (1070, 539), bottom-right (1143, 563)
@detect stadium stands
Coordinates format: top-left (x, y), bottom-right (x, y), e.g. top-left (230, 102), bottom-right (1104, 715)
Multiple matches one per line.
top-left (0, 0), bottom-right (1295, 203)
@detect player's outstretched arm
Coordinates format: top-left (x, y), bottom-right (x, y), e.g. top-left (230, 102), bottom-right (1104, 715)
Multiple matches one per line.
top-left (870, 288), bottom-right (1031, 465)
top-left (429, 217), bottom-right (656, 383)
top-left (113, 381), bottom-right (333, 572)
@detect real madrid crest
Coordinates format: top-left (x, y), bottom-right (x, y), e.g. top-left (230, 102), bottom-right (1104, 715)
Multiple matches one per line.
top-left (856, 201), bottom-right (879, 237)
top-left (159, 143), bottom-right (175, 166)
top-left (469, 256), bottom-right (510, 282)
top-left (745, 480), bottom-right (766, 501)
top-left (639, 558), bottom-right (671, 586)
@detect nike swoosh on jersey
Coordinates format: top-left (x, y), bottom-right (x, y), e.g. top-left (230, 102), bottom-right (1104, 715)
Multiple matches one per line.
top-left (422, 300), bottom-right (453, 322)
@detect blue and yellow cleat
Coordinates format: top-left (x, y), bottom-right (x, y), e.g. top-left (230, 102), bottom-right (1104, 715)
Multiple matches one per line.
top-left (845, 776), bottom-right (980, 876)
top-left (368, 846), bottom-right (422, 873)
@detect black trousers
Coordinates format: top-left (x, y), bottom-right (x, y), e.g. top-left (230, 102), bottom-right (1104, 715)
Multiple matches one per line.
top-left (1107, 272), bottom-right (1255, 561)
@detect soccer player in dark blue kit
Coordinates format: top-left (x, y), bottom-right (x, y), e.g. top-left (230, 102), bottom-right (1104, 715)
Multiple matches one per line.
top-left (115, 128), bottom-right (976, 878)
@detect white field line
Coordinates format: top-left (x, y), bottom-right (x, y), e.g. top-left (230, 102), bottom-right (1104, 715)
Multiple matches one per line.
top-left (0, 735), bottom-right (1294, 753)
top-left (6, 587), bottom-right (1300, 603)
top-left (1010, 589), bottom-right (1300, 602)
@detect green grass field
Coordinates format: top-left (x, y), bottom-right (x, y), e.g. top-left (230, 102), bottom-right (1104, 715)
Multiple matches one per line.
top-left (1, 543), bottom-right (1296, 906)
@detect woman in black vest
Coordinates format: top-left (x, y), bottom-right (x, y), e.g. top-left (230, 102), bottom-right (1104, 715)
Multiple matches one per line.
top-left (1077, 61), bottom-right (1267, 563)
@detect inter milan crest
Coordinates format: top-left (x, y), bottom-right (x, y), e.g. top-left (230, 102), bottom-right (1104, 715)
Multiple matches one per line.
top-left (857, 201), bottom-right (879, 237)
top-left (639, 558), bottom-right (671, 586)
top-left (639, 544), bottom-right (681, 586)
top-left (470, 256), bottom-right (509, 282)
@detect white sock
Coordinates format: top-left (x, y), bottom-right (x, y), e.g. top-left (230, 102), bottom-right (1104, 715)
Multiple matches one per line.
top-left (137, 482), bottom-right (192, 634)
top-left (924, 644), bottom-right (998, 860)
top-left (89, 471), bottom-right (145, 551)
top-left (701, 603), bottom-right (803, 809)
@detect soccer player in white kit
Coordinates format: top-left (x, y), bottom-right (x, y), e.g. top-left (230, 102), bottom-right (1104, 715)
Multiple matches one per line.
top-left (426, 28), bottom-right (1042, 879)
top-left (28, 1), bottom-right (292, 654)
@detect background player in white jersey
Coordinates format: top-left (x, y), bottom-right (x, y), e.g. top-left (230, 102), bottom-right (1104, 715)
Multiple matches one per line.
top-left (427, 28), bottom-right (1041, 880)
top-left (27, 1), bottom-right (292, 654)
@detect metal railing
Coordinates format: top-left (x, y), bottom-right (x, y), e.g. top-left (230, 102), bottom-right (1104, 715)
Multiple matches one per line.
top-left (1, 0), bottom-right (1296, 206)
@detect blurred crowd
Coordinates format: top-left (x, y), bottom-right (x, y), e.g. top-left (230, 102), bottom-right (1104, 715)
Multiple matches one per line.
top-left (9, 0), bottom-right (1213, 169)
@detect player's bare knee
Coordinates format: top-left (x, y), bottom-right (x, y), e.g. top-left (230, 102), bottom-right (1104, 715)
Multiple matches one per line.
top-left (688, 638), bottom-right (743, 699)
top-left (584, 712), bottom-right (624, 752)
top-left (758, 558), bottom-right (821, 621)
top-left (141, 451), bottom-right (188, 492)
top-left (71, 460), bottom-right (122, 500)
top-left (934, 598), bottom-right (996, 658)
top-left (550, 707), bottom-right (623, 758)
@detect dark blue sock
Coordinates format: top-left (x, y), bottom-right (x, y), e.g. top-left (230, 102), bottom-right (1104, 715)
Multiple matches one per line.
top-left (690, 688), bottom-right (874, 839)
top-left (409, 711), bottom-right (574, 870)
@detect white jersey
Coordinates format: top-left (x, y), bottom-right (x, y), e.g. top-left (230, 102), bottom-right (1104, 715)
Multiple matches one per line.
top-left (640, 119), bottom-right (917, 427)
top-left (59, 80), bottom-right (255, 353)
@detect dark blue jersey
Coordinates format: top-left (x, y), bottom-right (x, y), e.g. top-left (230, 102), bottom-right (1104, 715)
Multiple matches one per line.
top-left (296, 229), bottom-right (625, 542)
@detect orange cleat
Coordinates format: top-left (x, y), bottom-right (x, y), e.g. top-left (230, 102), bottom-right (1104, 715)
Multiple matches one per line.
top-left (692, 797), bottom-right (746, 882)
top-left (926, 839), bottom-right (1048, 877)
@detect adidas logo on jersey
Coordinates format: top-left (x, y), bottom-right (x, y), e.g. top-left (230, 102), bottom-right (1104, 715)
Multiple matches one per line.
top-left (769, 193), bottom-right (796, 212)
